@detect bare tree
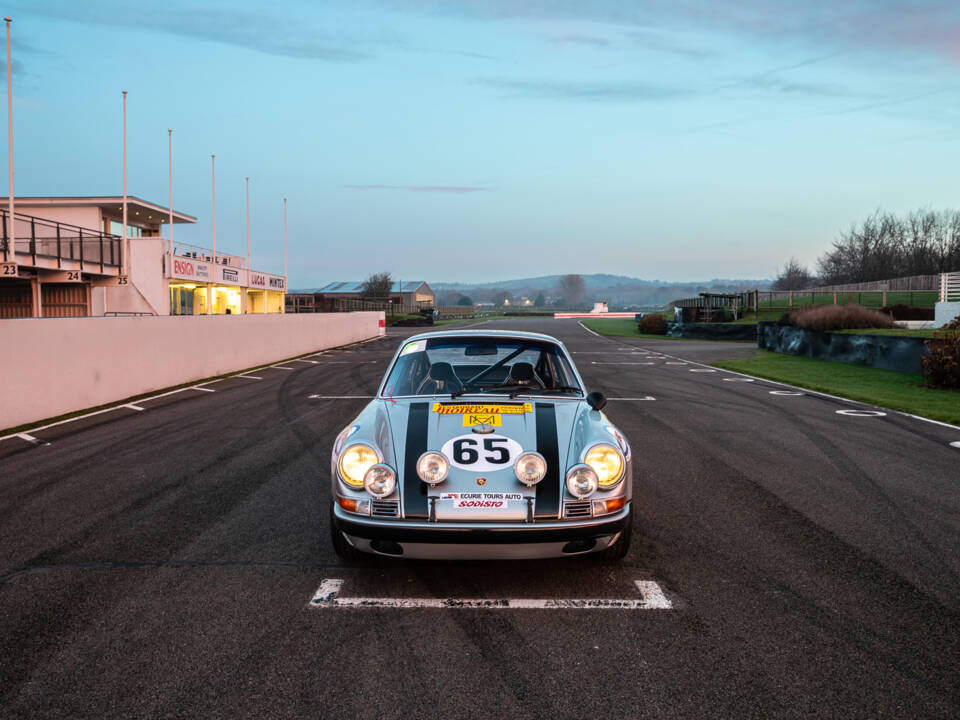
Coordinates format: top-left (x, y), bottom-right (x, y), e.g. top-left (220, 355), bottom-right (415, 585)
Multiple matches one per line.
top-left (558, 274), bottom-right (586, 307)
top-left (361, 272), bottom-right (393, 298)
top-left (771, 257), bottom-right (814, 290)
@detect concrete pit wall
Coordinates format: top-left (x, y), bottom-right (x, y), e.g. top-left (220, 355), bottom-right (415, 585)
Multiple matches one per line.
top-left (0, 311), bottom-right (384, 431)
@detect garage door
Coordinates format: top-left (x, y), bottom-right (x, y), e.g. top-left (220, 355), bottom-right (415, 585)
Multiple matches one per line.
top-left (0, 280), bottom-right (32, 318)
top-left (42, 283), bottom-right (88, 317)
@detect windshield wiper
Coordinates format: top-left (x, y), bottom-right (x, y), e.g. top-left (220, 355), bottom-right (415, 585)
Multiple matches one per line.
top-left (532, 385), bottom-right (583, 395)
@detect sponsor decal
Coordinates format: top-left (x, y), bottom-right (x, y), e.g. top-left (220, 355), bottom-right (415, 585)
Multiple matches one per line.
top-left (269, 276), bottom-right (285, 289)
top-left (251, 272), bottom-right (267, 287)
top-left (222, 268), bottom-right (239, 282)
top-left (401, 341), bottom-right (420, 355)
top-left (433, 403), bottom-right (532, 415)
top-left (439, 492), bottom-right (523, 509)
top-left (476, 477), bottom-right (487, 486)
top-left (463, 413), bottom-right (501, 427)
top-left (196, 263), bottom-right (211, 280)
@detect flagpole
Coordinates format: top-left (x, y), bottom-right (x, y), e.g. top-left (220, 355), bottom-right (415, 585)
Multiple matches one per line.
top-left (167, 129), bottom-right (173, 257)
top-left (122, 90), bottom-right (128, 277)
top-left (4, 17), bottom-right (14, 263)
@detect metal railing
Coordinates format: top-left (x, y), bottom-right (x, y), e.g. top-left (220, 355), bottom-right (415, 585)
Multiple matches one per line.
top-left (942, 272), bottom-right (960, 302)
top-left (1, 209), bottom-right (122, 271)
top-left (171, 240), bottom-right (246, 269)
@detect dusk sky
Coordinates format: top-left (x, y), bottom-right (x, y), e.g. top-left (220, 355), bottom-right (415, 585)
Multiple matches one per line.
top-left (4, 1), bottom-right (960, 287)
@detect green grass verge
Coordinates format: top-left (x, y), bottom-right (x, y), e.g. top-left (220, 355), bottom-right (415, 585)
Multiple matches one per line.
top-left (580, 317), bottom-right (690, 341)
top-left (712, 350), bottom-right (960, 425)
top-left (831, 328), bottom-right (937, 338)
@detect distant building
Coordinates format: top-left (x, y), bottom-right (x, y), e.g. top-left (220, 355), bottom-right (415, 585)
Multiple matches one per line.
top-left (286, 280), bottom-right (434, 313)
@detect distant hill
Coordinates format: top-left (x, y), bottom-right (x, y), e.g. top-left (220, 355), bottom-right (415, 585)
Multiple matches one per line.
top-left (432, 274), bottom-right (770, 308)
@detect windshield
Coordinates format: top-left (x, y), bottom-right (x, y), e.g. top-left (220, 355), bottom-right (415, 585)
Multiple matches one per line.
top-left (382, 337), bottom-right (582, 398)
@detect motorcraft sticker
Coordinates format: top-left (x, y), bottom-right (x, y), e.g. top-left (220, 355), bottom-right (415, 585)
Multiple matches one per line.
top-left (462, 413), bottom-right (502, 427)
top-left (433, 402), bottom-right (532, 415)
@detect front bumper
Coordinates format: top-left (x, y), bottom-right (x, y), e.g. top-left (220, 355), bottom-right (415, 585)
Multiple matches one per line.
top-left (332, 503), bottom-right (631, 559)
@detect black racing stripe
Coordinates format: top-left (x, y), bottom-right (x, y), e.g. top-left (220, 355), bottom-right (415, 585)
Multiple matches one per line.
top-left (402, 402), bottom-right (430, 519)
top-left (534, 403), bottom-right (561, 520)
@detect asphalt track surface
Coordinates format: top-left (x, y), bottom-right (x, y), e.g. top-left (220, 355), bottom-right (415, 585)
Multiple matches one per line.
top-left (1, 318), bottom-right (959, 719)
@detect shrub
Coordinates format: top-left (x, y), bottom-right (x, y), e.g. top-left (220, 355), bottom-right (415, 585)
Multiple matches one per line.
top-left (790, 304), bottom-right (896, 332)
top-left (638, 314), bottom-right (667, 335)
top-left (881, 304), bottom-right (935, 321)
top-left (922, 316), bottom-right (960, 389)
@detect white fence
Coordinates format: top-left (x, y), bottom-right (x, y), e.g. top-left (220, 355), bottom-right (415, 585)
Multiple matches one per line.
top-left (0, 311), bottom-right (383, 431)
top-left (941, 272), bottom-right (960, 302)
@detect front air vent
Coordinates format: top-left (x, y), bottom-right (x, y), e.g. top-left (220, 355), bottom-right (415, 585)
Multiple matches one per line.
top-left (371, 500), bottom-right (399, 517)
top-left (564, 501), bottom-right (592, 518)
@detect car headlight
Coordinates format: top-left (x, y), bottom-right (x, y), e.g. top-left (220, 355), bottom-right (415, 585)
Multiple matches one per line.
top-left (338, 443), bottom-right (379, 488)
top-left (416, 451), bottom-right (450, 485)
top-left (514, 452), bottom-right (547, 486)
top-left (363, 464), bottom-right (397, 498)
top-left (566, 464), bottom-right (599, 498)
top-left (584, 443), bottom-right (625, 488)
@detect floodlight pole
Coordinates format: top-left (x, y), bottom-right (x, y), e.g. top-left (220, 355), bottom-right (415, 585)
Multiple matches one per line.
top-left (167, 129), bottom-right (173, 258)
top-left (122, 90), bottom-right (128, 277)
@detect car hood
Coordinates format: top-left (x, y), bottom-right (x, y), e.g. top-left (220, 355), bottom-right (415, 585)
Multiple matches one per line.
top-left (386, 396), bottom-right (583, 521)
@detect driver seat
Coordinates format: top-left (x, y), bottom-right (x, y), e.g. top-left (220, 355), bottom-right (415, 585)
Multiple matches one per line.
top-left (504, 361), bottom-right (545, 388)
top-left (416, 362), bottom-right (464, 395)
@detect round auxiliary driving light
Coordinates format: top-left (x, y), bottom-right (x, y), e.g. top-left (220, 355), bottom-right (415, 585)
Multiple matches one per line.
top-left (584, 443), bottom-right (625, 488)
top-left (338, 443), bottom-right (379, 488)
top-left (565, 464), bottom-right (599, 499)
top-left (363, 464), bottom-right (397, 498)
top-left (514, 452), bottom-right (547, 487)
top-left (416, 451), bottom-right (450, 485)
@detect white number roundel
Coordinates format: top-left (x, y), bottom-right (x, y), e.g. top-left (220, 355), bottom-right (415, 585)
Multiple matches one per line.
top-left (440, 433), bottom-right (523, 472)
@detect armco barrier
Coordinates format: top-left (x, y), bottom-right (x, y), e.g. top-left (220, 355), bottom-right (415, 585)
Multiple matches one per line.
top-left (0, 312), bottom-right (383, 431)
top-left (666, 323), bottom-right (759, 341)
top-left (757, 322), bottom-right (927, 374)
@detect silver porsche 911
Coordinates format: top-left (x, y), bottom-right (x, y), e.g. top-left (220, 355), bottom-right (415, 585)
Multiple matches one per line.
top-left (329, 330), bottom-right (632, 560)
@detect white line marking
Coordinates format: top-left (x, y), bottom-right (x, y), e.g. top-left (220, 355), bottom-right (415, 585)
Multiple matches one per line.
top-left (270, 366), bottom-right (296, 371)
top-left (770, 390), bottom-right (804, 396)
top-left (292, 359), bottom-right (320, 364)
top-left (592, 361), bottom-right (656, 365)
top-left (951, 441), bottom-right (960, 449)
top-left (308, 395), bottom-right (375, 400)
top-left (308, 578), bottom-right (673, 610)
top-left (16, 433), bottom-right (50, 446)
top-left (689, 369), bottom-right (717, 373)
top-left (665, 362), bottom-right (688, 365)
top-left (238, 375), bottom-right (263, 380)
top-left (722, 378), bottom-right (754, 382)
top-left (124, 404), bottom-right (146, 411)
top-left (609, 397), bottom-right (657, 401)
top-left (578, 321), bottom-right (602, 338)
top-left (895, 412), bottom-right (960, 431)
top-left (836, 409), bottom-right (887, 417)
top-left (191, 386), bottom-right (216, 392)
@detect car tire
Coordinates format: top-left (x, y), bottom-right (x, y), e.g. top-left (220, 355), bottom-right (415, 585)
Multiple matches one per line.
top-left (595, 509), bottom-right (632, 562)
top-left (330, 504), bottom-right (368, 563)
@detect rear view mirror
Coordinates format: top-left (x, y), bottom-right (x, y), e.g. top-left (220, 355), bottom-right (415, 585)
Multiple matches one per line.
top-left (465, 345), bottom-right (498, 356)
top-left (586, 392), bottom-right (607, 411)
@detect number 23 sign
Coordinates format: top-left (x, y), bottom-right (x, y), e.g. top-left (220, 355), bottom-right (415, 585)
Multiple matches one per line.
top-left (440, 434), bottom-right (523, 472)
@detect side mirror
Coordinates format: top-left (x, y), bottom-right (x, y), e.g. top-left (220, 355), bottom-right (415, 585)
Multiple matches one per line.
top-left (586, 391), bottom-right (607, 411)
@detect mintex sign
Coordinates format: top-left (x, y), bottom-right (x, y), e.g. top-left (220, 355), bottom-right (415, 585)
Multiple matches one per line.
top-left (250, 272), bottom-right (286, 291)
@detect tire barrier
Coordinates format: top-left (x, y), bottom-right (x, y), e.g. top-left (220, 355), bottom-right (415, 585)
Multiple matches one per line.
top-left (757, 322), bottom-right (927, 375)
top-left (665, 322), bottom-right (760, 341)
